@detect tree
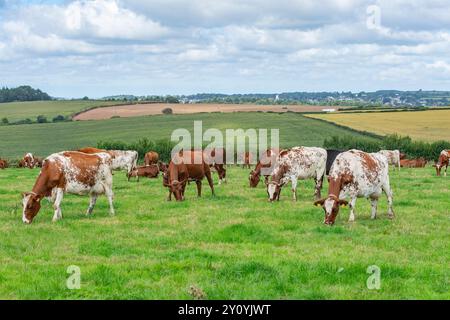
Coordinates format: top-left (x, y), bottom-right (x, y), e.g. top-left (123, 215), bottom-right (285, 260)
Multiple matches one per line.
top-left (162, 108), bottom-right (173, 115)
top-left (52, 115), bottom-right (66, 122)
top-left (1, 117), bottom-right (8, 125)
top-left (0, 86), bottom-right (51, 103)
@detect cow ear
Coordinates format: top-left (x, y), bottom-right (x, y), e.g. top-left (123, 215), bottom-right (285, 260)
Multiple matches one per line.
top-left (314, 199), bottom-right (325, 207)
top-left (339, 199), bottom-right (349, 208)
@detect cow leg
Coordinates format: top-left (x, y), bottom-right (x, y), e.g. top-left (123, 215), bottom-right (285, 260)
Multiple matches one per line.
top-left (314, 175), bottom-right (324, 200)
top-left (382, 182), bottom-right (394, 218)
top-left (264, 176), bottom-right (269, 186)
top-left (52, 188), bottom-right (64, 222)
top-left (348, 197), bottom-right (357, 222)
top-left (87, 194), bottom-right (98, 215)
top-left (196, 180), bottom-right (202, 197)
top-left (291, 177), bottom-right (298, 201)
top-left (105, 189), bottom-right (115, 216)
top-left (445, 165), bottom-right (448, 177)
top-left (167, 191), bottom-right (172, 201)
top-left (205, 171), bottom-right (215, 196)
top-left (370, 197), bottom-right (379, 220)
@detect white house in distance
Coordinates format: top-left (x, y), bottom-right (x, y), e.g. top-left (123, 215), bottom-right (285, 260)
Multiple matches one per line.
top-left (322, 108), bottom-right (336, 112)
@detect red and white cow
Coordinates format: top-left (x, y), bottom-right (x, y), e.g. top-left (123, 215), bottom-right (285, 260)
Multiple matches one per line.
top-left (378, 150), bottom-right (401, 171)
top-left (22, 151), bottom-right (115, 224)
top-left (267, 147), bottom-right (327, 202)
top-left (78, 147), bottom-right (138, 175)
top-left (314, 149), bottom-right (394, 225)
top-left (434, 150), bottom-right (449, 176)
top-left (22, 153), bottom-right (38, 169)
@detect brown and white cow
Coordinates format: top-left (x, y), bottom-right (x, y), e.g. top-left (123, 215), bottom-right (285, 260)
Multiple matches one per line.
top-left (22, 151), bottom-right (115, 224)
top-left (22, 153), bottom-right (38, 169)
top-left (163, 159), bottom-right (189, 201)
top-left (434, 150), bottom-right (449, 176)
top-left (267, 147), bottom-right (327, 202)
top-left (78, 147), bottom-right (138, 175)
top-left (249, 148), bottom-right (279, 188)
top-left (144, 151), bottom-right (159, 165)
top-left (127, 165), bottom-right (159, 181)
top-left (378, 150), bottom-right (401, 170)
top-left (314, 150), bottom-right (394, 225)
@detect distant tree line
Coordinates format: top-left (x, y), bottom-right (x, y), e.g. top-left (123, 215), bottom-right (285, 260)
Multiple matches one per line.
top-left (0, 86), bottom-right (51, 103)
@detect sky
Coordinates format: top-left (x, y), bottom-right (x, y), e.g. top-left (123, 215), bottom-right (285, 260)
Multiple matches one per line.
top-left (0, 0), bottom-right (450, 98)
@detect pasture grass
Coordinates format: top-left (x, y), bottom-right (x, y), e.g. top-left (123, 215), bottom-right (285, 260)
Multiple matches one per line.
top-left (0, 112), bottom-right (376, 159)
top-left (0, 100), bottom-right (123, 123)
top-left (306, 110), bottom-right (450, 142)
top-left (0, 166), bottom-right (448, 299)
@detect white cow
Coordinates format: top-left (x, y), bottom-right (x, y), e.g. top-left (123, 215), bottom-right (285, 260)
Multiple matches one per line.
top-left (109, 150), bottom-right (138, 174)
top-left (22, 151), bottom-right (115, 224)
top-left (267, 147), bottom-right (327, 202)
top-left (314, 149), bottom-right (394, 225)
top-left (378, 150), bottom-right (401, 171)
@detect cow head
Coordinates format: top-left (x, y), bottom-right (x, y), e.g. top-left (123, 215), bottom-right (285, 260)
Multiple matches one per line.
top-left (248, 170), bottom-right (260, 188)
top-left (314, 195), bottom-right (348, 225)
top-left (22, 192), bottom-right (42, 224)
top-left (163, 174), bottom-right (187, 201)
top-left (267, 181), bottom-right (283, 202)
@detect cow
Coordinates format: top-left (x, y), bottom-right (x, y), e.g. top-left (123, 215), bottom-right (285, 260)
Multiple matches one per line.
top-left (400, 158), bottom-right (427, 168)
top-left (326, 149), bottom-right (343, 175)
top-left (22, 153), bottom-right (38, 169)
top-left (18, 159), bottom-right (26, 168)
top-left (434, 150), bottom-right (450, 176)
top-left (267, 147), bottom-right (327, 202)
top-left (22, 151), bottom-right (115, 224)
top-left (241, 151), bottom-right (252, 169)
top-left (378, 150), bottom-right (401, 171)
top-left (0, 158), bottom-right (7, 169)
top-left (78, 147), bottom-right (138, 175)
top-left (163, 160), bottom-right (189, 201)
top-left (158, 161), bottom-right (168, 173)
top-left (144, 151), bottom-right (159, 165)
top-left (164, 150), bottom-right (215, 201)
top-left (204, 148), bottom-right (226, 184)
top-left (249, 149), bottom-right (279, 188)
top-left (314, 150), bottom-right (394, 225)
top-left (127, 165), bottom-right (159, 181)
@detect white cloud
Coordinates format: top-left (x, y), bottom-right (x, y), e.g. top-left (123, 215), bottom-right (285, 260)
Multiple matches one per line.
top-left (0, 0), bottom-right (449, 96)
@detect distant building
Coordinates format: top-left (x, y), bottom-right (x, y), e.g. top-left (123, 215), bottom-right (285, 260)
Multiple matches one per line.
top-left (322, 108), bottom-right (336, 112)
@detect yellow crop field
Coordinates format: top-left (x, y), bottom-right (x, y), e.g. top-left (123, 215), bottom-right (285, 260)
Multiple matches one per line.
top-left (307, 110), bottom-right (450, 142)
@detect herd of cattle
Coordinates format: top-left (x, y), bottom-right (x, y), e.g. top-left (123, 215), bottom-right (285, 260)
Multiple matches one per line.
top-left (0, 147), bottom-right (448, 225)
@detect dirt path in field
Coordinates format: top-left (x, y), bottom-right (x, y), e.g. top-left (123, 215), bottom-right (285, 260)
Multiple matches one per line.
top-left (73, 103), bottom-right (335, 120)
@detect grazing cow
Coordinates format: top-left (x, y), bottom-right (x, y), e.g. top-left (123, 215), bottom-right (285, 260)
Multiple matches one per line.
top-left (400, 158), bottom-right (427, 168)
top-left (78, 147), bottom-right (138, 175)
top-left (0, 159), bottom-right (7, 169)
top-left (164, 150), bottom-right (215, 201)
top-left (326, 149), bottom-right (343, 175)
top-left (378, 150), bottom-right (401, 170)
top-left (314, 150), bottom-right (394, 225)
top-left (163, 159), bottom-right (189, 201)
top-left (22, 153), bottom-right (38, 169)
top-left (127, 165), bottom-right (159, 181)
top-left (204, 148), bottom-right (227, 184)
top-left (144, 151), bottom-right (159, 165)
top-left (434, 150), bottom-right (450, 176)
top-left (267, 147), bottom-right (327, 202)
top-left (249, 149), bottom-right (279, 188)
top-left (22, 151), bottom-right (115, 224)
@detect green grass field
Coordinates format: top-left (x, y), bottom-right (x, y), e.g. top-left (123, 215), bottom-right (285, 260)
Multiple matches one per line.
top-left (0, 166), bottom-right (448, 299)
top-left (0, 112), bottom-right (376, 159)
top-left (0, 100), bottom-right (123, 123)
